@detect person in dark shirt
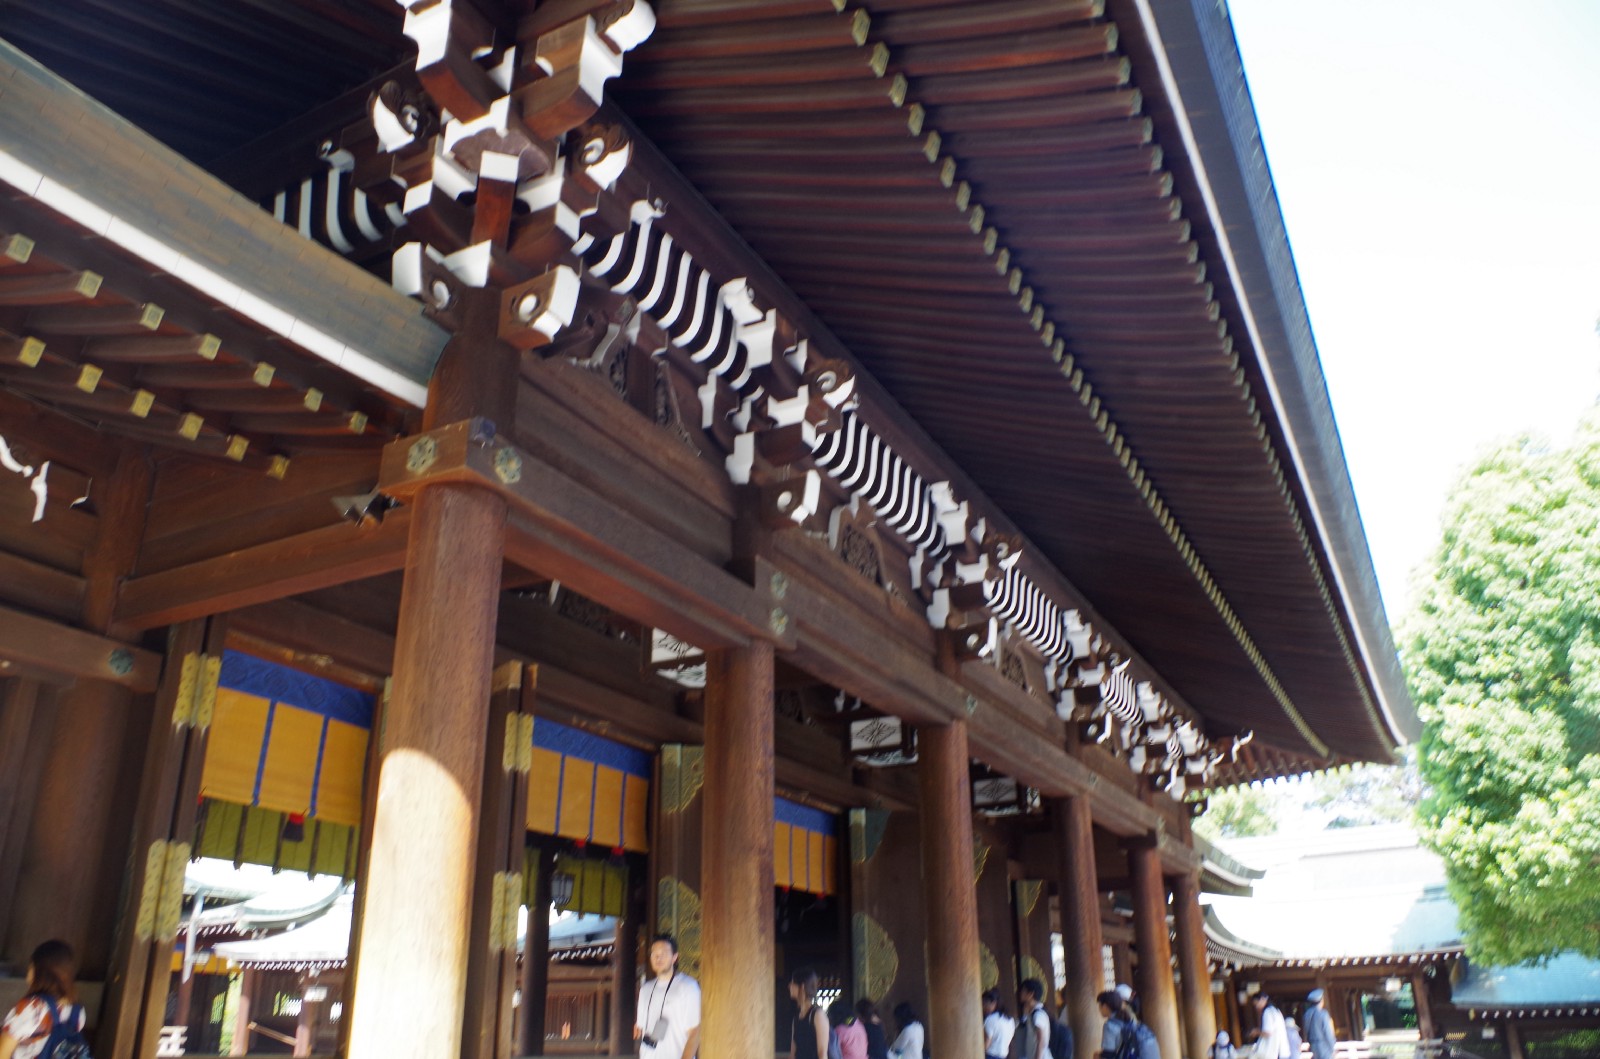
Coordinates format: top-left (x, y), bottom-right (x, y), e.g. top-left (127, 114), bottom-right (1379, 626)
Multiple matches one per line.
top-left (856, 999), bottom-right (890, 1059)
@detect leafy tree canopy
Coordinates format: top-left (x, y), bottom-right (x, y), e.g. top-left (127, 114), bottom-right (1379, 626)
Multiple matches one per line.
top-left (1193, 783), bottom-right (1280, 840)
top-left (1312, 757), bottom-right (1422, 829)
top-left (1403, 411), bottom-right (1600, 964)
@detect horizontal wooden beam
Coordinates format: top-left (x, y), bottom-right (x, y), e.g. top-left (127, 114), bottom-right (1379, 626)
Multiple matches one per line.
top-left (378, 420), bottom-right (777, 650)
top-left (0, 551), bottom-right (85, 624)
top-left (228, 598), bottom-right (398, 681)
top-left (0, 603), bottom-right (160, 691)
top-left (763, 530), bottom-right (1170, 835)
top-left (114, 508), bottom-right (412, 631)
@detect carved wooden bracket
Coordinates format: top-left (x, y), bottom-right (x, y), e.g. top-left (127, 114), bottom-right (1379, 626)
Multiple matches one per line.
top-left (323, 0), bottom-right (654, 339)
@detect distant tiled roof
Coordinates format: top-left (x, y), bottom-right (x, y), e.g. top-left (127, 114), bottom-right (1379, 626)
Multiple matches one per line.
top-left (1451, 954), bottom-right (1600, 1018)
top-left (1207, 825), bottom-right (1461, 959)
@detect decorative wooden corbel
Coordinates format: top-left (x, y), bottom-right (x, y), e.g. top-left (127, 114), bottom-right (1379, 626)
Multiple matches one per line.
top-left (515, 2), bottom-right (657, 139)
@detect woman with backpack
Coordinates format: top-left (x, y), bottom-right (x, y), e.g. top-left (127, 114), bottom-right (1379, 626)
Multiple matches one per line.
top-left (0, 939), bottom-right (89, 1059)
top-left (1097, 989), bottom-right (1160, 1059)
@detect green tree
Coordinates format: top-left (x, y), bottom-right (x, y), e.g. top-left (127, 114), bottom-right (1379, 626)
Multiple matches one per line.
top-left (1193, 783), bottom-right (1280, 840)
top-left (1307, 751), bottom-right (1423, 829)
top-left (1403, 411), bottom-right (1600, 963)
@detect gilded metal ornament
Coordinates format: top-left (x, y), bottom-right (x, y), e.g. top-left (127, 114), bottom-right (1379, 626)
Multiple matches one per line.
top-left (493, 446), bottom-right (523, 485)
top-left (852, 912), bottom-right (899, 1003)
top-left (406, 435), bottom-right (439, 475)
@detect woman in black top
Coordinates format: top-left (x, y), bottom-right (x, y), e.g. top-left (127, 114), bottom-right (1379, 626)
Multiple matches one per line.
top-left (789, 968), bottom-right (829, 1059)
top-left (856, 998), bottom-right (890, 1059)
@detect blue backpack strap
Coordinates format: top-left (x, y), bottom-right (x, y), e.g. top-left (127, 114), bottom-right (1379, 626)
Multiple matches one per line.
top-left (38, 993), bottom-right (61, 1031)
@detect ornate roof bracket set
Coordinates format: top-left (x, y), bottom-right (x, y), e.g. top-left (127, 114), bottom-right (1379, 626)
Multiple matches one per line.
top-left (266, 0), bottom-right (1252, 805)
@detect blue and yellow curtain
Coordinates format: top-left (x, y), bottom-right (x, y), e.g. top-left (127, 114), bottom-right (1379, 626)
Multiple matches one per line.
top-left (200, 651), bottom-right (374, 826)
top-left (775, 797), bottom-right (838, 896)
top-left (527, 718), bottom-right (650, 853)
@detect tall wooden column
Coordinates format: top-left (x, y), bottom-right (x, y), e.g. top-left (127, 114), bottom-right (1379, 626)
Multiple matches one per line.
top-left (346, 482), bottom-right (507, 1059)
top-left (700, 641), bottom-right (775, 1059)
top-left (1112, 943), bottom-right (1133, 990)
top-left (1504, 1021), bottom-right (1526, 1059)
top-left (518, 844), bottom-right (554, 1057)
top-left (1129, 840), bottom-right (1181, 1059)
top-left (1053, 796), bottom-right (1104, 1059)
top-left (1412, 972), bottom-right (1437, 1041)
top-left (6, 681), bottom-right (135, 966)
top-left (9, 447), bottom-right (152, 974)
top-left (1172, 871), bottom-right (1216, 1059)
top-left (919, 720), bottom-right (984, 1059)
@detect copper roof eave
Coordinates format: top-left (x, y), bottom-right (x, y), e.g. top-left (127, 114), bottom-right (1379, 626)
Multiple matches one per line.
top-left (1203, 904), bottom-right (1281, 968)
top-left (0, 40), bottom-right (447, 411)
top-left (1194, 831), bottom-right (1265, 896)
top-left (1106, 0), bottom-right (1417, 745)
top-left (614, 1), bottom-right (1409, 766)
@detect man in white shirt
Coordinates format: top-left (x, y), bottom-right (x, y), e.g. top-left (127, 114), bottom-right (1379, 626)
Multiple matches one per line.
top-left (982, 988), bottom-right (1017, 1059)
top-left (1250, 993), bottom-right (1289, 1059)
top-left (634, 934), bottom-right (700, 1059)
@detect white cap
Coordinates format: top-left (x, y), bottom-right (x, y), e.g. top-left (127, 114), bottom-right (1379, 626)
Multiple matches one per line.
top-left (1115, 983), bottom-right (1133, 1001)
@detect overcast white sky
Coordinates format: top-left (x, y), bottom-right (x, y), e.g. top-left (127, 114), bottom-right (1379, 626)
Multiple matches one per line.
top-left (1224, 0), bottom-right (1600, 620)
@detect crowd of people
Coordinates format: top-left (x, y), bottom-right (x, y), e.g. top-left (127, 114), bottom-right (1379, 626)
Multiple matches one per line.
top-left (629, 937), bottom-right (1346, 1059)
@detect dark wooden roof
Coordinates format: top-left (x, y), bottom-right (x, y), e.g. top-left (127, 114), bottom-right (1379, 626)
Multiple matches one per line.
top-left (0, 0), bottom-right (410, 164)
top-left (0, 0), bottom-right (1414, 768)
top-left (611, 0), bottom-right (1413, 762)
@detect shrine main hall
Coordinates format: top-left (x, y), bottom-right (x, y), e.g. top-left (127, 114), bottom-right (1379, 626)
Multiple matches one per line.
top-left (0, 1), bottom-right (1412, 1057)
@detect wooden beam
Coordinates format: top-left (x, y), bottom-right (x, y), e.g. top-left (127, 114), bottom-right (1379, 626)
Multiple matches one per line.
top-left (228, 598), bottom-right (397, 679)
top-left (378, 420), bottom-right (774, 650)
top-left (114, 508), bottom-right (412, 630)
top-left (0, 551), bottom-right (85, 623)
top-left (765, 531), bottom-right (1167, 835)
top-left (0, 603), bottom-right (160, 691)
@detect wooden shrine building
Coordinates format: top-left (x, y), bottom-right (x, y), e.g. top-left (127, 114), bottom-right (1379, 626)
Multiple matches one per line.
top-left (0, 1), bottom-right (1414, 1057)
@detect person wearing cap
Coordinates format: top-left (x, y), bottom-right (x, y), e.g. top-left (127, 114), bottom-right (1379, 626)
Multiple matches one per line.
top-left (1302, 990), bottom-right (1335, 1059)
top-left (1114, 982), bottom-right (1141, 1020)
top-left (1209, 1030), bottom-right (1239, 1059)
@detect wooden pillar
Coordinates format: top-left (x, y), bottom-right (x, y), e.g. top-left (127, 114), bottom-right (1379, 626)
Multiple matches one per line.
top-left (0, 679), bottom-right (53, 946)
top-left (919, 720), bottom-right (984, 1059)
top-left (1172, 872), bottom-right (1216, 1059)
top-left (1223, 973), bottom-right (1243, 1042)
top-left (609, 909), bottom-right (638, 1054)
top-left (6, 680), bottom-right (136, 967)
top-left (1112, 943), bottom-right (1133, 991)
top-left (699, 641), bottom-right (775, 1059)
top-left (466, 664), bottom-right (535, 1059)
top-left (1129, 841), bottom-right (1181, 1059)
top-left (231, 969), bottom-right (254, 1057)
top-left (519, 844), bottom-right (554, 1057)
top-left (1411, 972), bottom-right (1436, 1041)
top-left (8, 448), bottom-right (152, 974)
top-left (1504, 1020), bottom-right (1526, 1059)
top-left (294, 979), bottom-right (315, 1057)
top-left (101, 617), bottom-right (223, 1059)
top-left (1053, 796), bottom-right (1103, 1059)
top-left (346, 482), bottom-right (507, 1059)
